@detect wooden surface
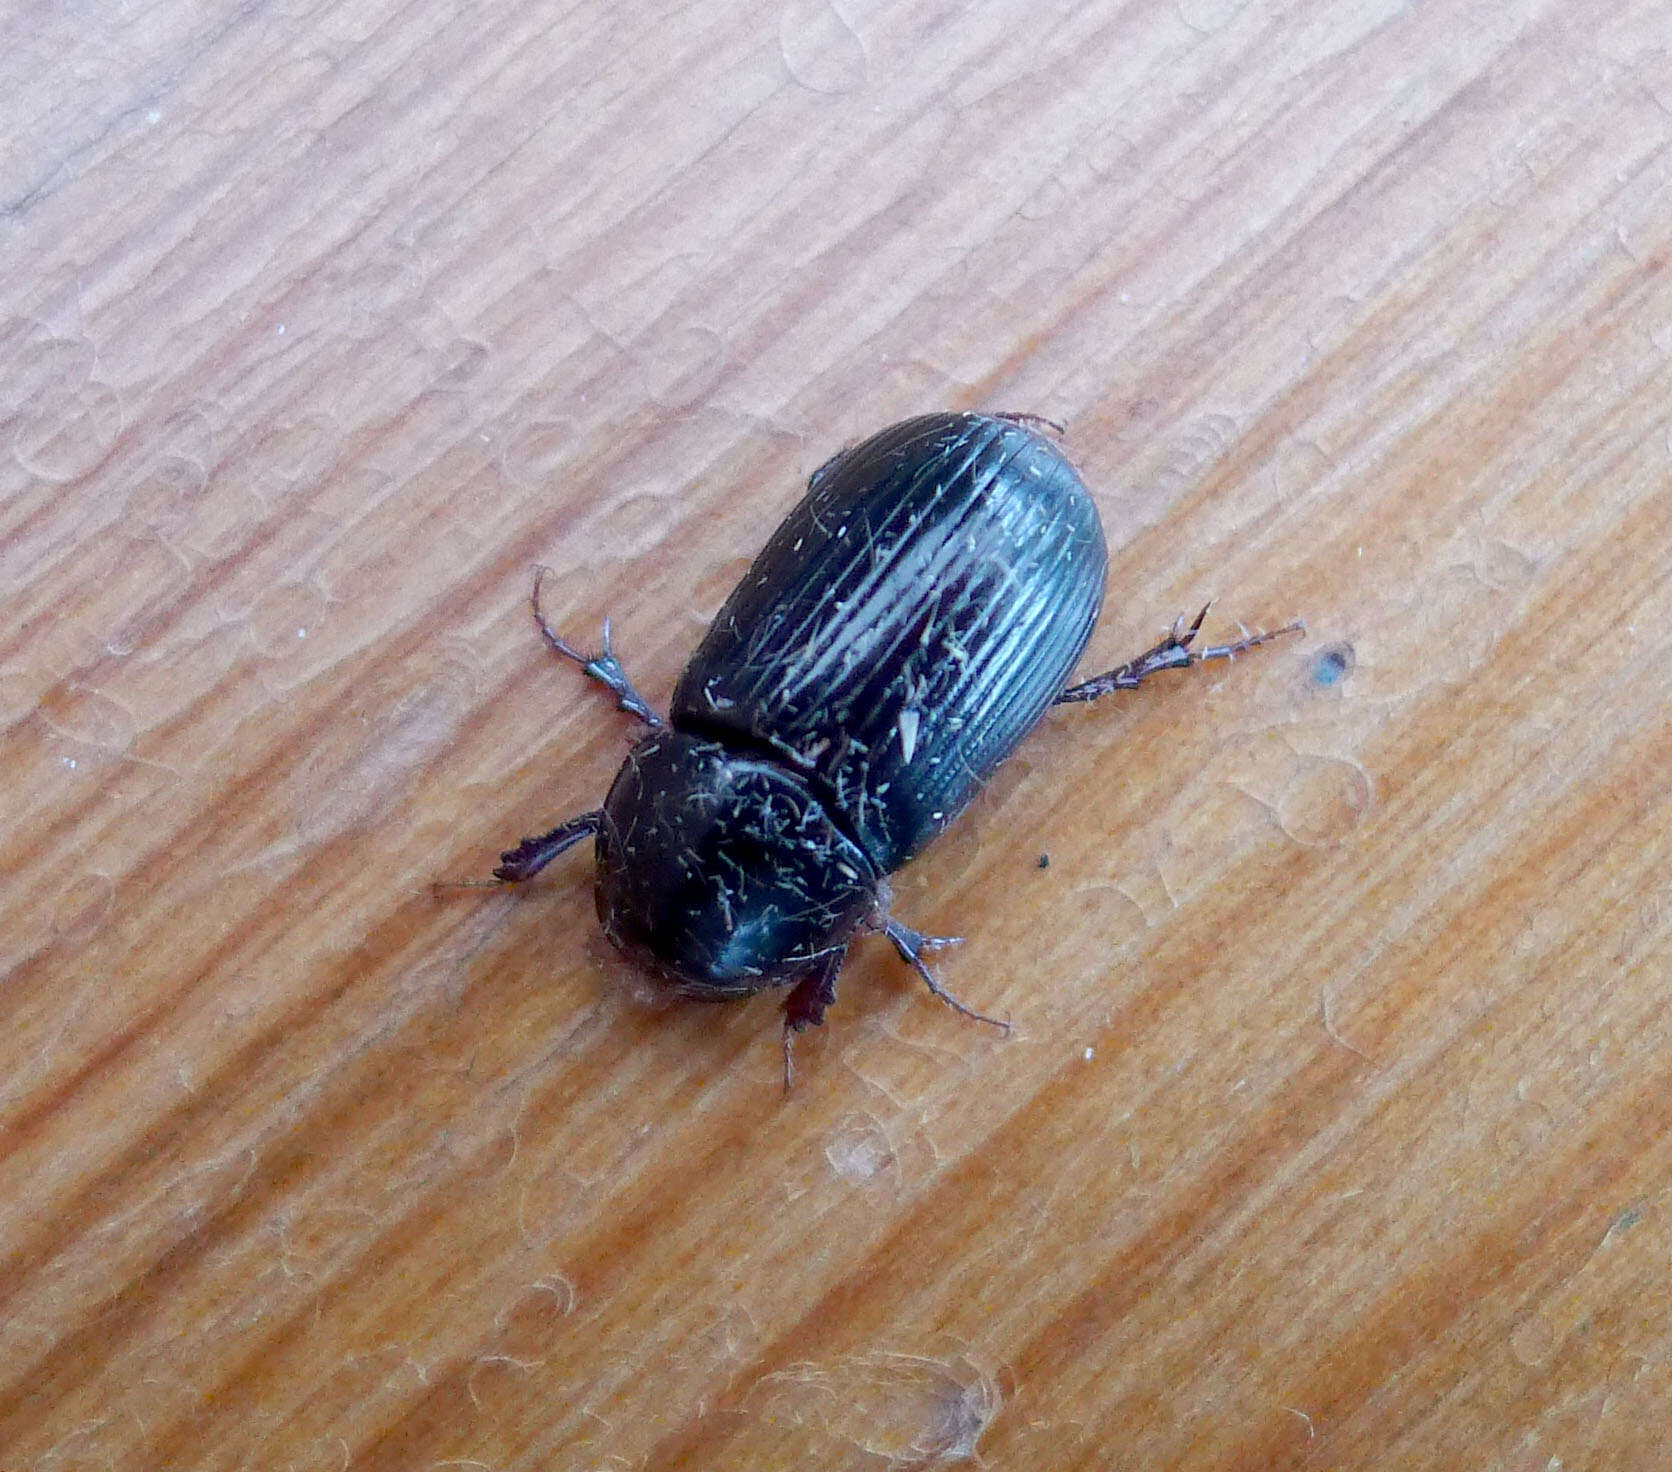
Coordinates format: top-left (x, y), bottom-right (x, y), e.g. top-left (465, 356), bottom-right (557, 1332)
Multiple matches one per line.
top-left (5, 1), bottom-right (1672, 1467)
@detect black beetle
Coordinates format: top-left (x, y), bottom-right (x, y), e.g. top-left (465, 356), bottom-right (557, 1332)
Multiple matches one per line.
top-left (487, 412), bottom-right (1300, 1083)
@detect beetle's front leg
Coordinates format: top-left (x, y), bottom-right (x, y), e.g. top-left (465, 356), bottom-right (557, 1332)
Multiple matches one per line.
top-left (492, 810), bottom-right (603, 882)
top-left (529, 566), bottom-right (665, 728)
top-left (1054, 605), bottom-right (1304, 705)
top-left (781, 945), bottom-right (849, 1092)
top-left (881, 918), bottom-right (1010, 1033)
top-left (433, 810), bottom-right (601, 894)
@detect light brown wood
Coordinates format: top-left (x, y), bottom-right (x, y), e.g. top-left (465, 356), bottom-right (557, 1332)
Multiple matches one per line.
top-left (6, 1), bottom-right (1672, 1466)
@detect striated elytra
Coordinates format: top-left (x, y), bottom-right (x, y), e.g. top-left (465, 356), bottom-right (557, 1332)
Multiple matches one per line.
top-left (485, 412), bottom-right (1301, 1084)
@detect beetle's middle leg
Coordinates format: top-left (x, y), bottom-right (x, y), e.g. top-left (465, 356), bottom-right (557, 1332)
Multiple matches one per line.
top-left (1054, 605), bottom-right (1304, 705)
top-left (529, 566), bottom-right (664, 728)
top-left (881, 918), bottom-right (1011, 1033)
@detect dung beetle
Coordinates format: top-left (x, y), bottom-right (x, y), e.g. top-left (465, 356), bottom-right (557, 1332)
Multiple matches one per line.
top-left (486, 412), bottom-right (1300, 1083)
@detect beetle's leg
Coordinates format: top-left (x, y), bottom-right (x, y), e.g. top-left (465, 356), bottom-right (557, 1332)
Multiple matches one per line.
top-left (991, 410), bottom-right (1066, 438)
top-left (1054, 605), bottom-right (1304, 705)
top-left (882, 919), bottom-right (1011, 1033)
top-left (492, 811), bottom-right (603, 882)
top-left (781, 945), bottom-right (849, 1092)
top-left (530, 566), bottom-right (664, 728)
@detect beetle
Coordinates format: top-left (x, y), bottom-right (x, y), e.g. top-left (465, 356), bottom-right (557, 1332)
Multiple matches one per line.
top-left (485, 412), bottom-right (1300, 1083)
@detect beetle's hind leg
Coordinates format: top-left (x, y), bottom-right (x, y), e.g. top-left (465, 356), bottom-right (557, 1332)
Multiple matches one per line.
top-left (529, 566), bottom-right (664, 728)
top-left (882, 919), bottom-right (1011, 1033)
top-left (1054, 605), bottom-right (1304, 705)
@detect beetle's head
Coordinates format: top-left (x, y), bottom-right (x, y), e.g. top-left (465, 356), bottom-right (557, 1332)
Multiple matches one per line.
top-left (594, 731), bottom-right (879, 996)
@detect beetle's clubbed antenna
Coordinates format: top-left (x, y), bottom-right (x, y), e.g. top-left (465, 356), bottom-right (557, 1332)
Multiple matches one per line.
top-left (530, 566), bottom-right (665, 728)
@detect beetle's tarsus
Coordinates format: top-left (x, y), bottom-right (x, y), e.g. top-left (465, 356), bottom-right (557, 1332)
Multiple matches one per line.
top-left (530, 566), bottom-right (665, 728)
top-left (883, 919), bottom-right (1009, 1032)
top-left (1054, 608), bottom-right (1304, 705)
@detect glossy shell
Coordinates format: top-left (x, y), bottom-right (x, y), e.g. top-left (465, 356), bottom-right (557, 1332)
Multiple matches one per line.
top-left (670, 412), bottom-right (1108, 871)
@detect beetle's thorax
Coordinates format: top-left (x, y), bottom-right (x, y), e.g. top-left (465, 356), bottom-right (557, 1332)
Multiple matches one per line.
top-left (594, 730), bottom-right (879, 996)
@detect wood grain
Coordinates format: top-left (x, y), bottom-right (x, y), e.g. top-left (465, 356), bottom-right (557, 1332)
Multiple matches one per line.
top-left (5, 0), bottom-right (1672, 1467)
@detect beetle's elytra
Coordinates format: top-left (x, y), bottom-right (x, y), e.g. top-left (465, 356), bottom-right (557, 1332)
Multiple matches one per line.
top-left (488, 412), bottom-right (1301, 1083)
